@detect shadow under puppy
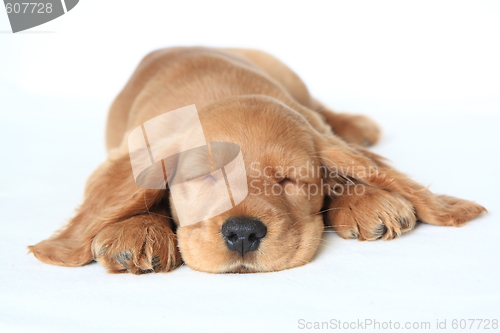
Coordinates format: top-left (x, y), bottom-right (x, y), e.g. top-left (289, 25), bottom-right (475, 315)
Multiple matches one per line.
top-left (29, 47), bottom-right (486, 274)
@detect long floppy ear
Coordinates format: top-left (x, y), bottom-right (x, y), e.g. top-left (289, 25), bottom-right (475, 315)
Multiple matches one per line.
top-left (317, 136), bottom-right (486, 227)
top-left (29, 152), bottom-right (166, 267)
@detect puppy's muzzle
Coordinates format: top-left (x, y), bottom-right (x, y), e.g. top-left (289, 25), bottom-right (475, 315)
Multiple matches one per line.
top-left (221, 217), bottom-right (267, 256)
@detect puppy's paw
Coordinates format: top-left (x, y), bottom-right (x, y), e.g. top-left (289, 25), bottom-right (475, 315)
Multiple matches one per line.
top-left (429, 194), bottom-right (486, 226)
top-left (326, 185), bottom-right (417, 240)
top-left (330, 114), bottom-right (381, 146)
top-left (91, 216), bottom-right (181, 274)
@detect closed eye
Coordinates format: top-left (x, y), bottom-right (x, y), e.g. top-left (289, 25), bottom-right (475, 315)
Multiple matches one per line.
top-left (278, 177), bottom-right (292, 185)
top-left (186, 173), bottom-right (216, 183)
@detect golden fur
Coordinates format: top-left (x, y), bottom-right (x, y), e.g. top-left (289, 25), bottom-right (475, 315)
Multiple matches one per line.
top-left (29, 47), bottom-right (486, 274)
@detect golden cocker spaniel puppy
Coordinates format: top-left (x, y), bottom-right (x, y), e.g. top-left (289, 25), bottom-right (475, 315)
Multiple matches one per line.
top-left (29, 47), bottom-right (486, 274)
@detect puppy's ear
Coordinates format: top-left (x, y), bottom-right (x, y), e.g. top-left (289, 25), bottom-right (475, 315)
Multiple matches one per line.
top-left (29, 153), bottom-right (167, 267)
top-left (317, 136), bottom-right (486, 227)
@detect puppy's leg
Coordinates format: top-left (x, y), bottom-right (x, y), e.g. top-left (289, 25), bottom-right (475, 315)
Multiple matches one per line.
top-left (313, 100), bottom-right (381, 147)
top-left (326, 185), bottom-right (417, 240)
top-left (319, 140), bottom-right (486, 239)
top-left (29, 154), bottom-right (180, 273)
top-left (92, 214), bottom-right (181, 274)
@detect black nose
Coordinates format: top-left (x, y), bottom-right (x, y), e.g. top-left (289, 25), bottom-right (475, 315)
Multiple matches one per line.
top-left (221, 217), bottom-right (267, 256)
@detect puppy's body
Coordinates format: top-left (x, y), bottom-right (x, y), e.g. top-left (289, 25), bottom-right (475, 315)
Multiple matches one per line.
top-left (30, 47), bottom-right (485, 274)
top-left (106, 47), bottom-right (359, 151)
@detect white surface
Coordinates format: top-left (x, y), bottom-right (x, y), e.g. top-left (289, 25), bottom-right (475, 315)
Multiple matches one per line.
top-left (1, 1), bottom-right (499, 332)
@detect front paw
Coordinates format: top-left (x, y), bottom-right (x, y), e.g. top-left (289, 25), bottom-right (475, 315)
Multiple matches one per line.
top-left (91, 216), bottom-right (181, 274)
top-left (326, 185), bottom-right (417, 240)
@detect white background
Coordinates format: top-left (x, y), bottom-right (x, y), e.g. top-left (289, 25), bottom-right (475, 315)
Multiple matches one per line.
top-left (0, 1), bottom-right (499, 332)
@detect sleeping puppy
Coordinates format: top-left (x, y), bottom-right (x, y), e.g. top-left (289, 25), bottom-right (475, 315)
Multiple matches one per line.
top-left (29, 47), bottom-right (486, 274)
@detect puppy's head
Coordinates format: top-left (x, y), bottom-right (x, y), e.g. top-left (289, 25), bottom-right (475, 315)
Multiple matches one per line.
top-left (170, 96), bottom-right (331, 273)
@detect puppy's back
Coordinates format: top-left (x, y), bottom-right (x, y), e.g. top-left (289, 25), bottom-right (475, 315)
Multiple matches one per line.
top-left (105, 47), bottom-right (315, 151)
